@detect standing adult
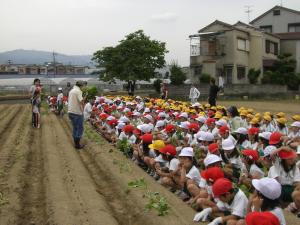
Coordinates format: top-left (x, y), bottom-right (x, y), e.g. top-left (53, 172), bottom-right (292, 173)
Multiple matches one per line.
top-left (160, 82), bottom-right (168, 100)
top-left (208, 78), bottom-right (219, 106)
top-left (68, 81), bottom-right (85, 149)
top-left (218, 74), bottom-right (224, 95)
top-left (127, 80), bottom-right (135, 96)
top-left (29, 78), bottom-right (41, 127)
top-left (189, 84), bottom-right (200, 104)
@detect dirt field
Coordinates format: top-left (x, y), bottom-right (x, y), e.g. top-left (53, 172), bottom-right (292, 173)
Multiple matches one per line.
top-left (0, 103), bottom-right (298, 225)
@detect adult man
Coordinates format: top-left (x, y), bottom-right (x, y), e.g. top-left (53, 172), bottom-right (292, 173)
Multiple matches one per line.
top-left (68, 81), bottom-right (85, 149)
top-left (208, 78), bottom-right (219, 106)
top-left (189, 84), bottom-right (200, 104)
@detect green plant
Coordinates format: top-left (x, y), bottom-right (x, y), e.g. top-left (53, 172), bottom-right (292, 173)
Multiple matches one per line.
top-left (199, 73), bottom-right (211, 83)
top-left (144, 191), bottom-right (170, 216)
top-left (116, 139), bottom-right (132, 157)
top-left (248, 68), bottom-right (261, 84)
top-left (0, 192), bottom-right (9, 206)
top-left (128, 178), bottom-right (147, 189)
top-left (170, 62), bottom-right (186, 85)
top-left (82, 86), bottom-right (98, 101)
top-left (153, 79), bottom-right (162, 93)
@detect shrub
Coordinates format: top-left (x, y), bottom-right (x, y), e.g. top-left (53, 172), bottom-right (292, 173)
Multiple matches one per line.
top-left (153, 79), bottom-right (162, 93)
top-left (199, 73), bottom-right (211, 83)
top-left (170, 62), bottom-right (186, 85)
top-left (248, 68), bottom-right (261, 84)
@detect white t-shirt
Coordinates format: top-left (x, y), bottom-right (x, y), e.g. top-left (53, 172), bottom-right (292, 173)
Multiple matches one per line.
top-left (68, 86), bottom-right (83, 115)
top-left (216, 189), bottom-right (248, 218)
top-left (270, 207), bottom-right (286, 225)
top-left (186, 165), bottom-right (201, 186)
top-left (169, 158), bottom-right (180, 171)
top-left (268, 163), bottom-right (300, 185)
top-left (83, 102), bottom-right (92, 120)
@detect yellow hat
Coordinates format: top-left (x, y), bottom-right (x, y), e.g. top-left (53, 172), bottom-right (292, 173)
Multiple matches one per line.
top-left (214, 113), bottom-right (222, 119)
top-left (276, 112), bottom-right (285, 118)
top-left (276, 117), bottom-right (287, 125)
top-left (222, 116), bottom-right (229, 121)
top-left (247, 114), bottom-right (254, 119)
top-left (211, 106), bottom-right (217, 111)
top-left (148, 140), bottom-right (165, 151)
top-left (250, 118), bottom-right (259, 125)
top-left (247, 108), bottom-right (254, 114)
top-left (264, 111), bottom-right (272, 116)
top-left (255, 113), bottom-right (261, 118)
top-left (205, 103), bottom-right (211, 108)
top-left (199, 111), bottom-right (205, 116)
top-left (292, 115), bottom-right (300, 121)
top-left (216, 105), bottom-right (223, 110)
top-left (263, 115), bottom-right (272, 122)
top-left (240, 110), bottom-right (248, 116)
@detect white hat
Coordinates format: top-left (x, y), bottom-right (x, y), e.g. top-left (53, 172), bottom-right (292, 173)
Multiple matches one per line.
top-left (297, 146), bottom-right (300, 154)
top-left (204, 132), bottom-right (214, 142)
top-left (252, 178), bottom-right (281, 200)
top-left (204, 154), bottom-right (223, 167)
top-left (144, 108), bottom-right (150, 113)
top-left (58, 87), bottom-right (63, 91)
top-left (215, 119), bottom-right (227, 127)
top-left (259, 131), bottom-right (272, 140)
top-left (106, 116), bottom-right (115, 121)
top-left (179, 121), bottom-right (190, 129)
top-left (137, 124), bottom-right (153, 133)
top-left (116, 122), bottom-right (125, 130)
top-left (291, 121), bottom-right (300, 128)
top-left (123, 108), bottom-right (130, 113)
top-left (133, 111), bottom-right (141, 117)
top-left (158, 112), bottom-right (167, 118)
top-left (144, 114), bottom-right (153, 122)
top-left (137, 105), bottom-right (144, 111)
top-left (263, 145), bottom-right (276, 157)
top-left (118, 116), bottom-right (130, 123)
top-left (191, 102), bottom-right (201, 107)
top-left (222, 138), bottom-right (235, 151)
top-left (155, 120), bottom-right (165, 128)
top-left (179, 112), bottom-right (188, 119)
top-left (196, 131), bottom-right (206, 141)
top-left (234, 127), bottom-right (248, 135)
top-left (173, 112), bottom-right (179, 117)
top-left (196, 116), bottom-right (206, 124)
top-left (179, 147), bottom-right (194, 157)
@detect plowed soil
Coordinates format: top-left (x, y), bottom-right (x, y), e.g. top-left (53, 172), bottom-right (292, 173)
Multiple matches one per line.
top-left (0, 104), bottom-right (197, 225)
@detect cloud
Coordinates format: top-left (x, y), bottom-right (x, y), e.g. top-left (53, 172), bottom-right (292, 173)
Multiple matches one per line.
top-left (150, 12), bottom-right (178, 22)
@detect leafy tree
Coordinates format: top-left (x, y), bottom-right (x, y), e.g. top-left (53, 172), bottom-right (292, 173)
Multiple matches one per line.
top-left (153, 79), bottom-right (162, 93)
top-left (170, 62), bottom-right (186, 85)
top-left (82, 86), bottom-right (97, 101)
top-left (92, 30), bottom-right (168, 82)
top-left (248, 68), bottom-right (261, 84)
top-left (261, 53), bottom-right (299, 89)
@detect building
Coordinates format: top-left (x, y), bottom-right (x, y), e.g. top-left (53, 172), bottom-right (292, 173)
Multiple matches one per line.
top-left (189, 20), bottom-right (280, 84)
top-left (250, 5), bottom-right (300, 73)
top-left (0, 64), bottom-right (20, 74)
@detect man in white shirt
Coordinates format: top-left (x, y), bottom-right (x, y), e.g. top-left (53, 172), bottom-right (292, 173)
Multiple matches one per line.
top-left (189, 84), bottom-right (200, 104)
top-left (68, 81), bottom-right (85, 149)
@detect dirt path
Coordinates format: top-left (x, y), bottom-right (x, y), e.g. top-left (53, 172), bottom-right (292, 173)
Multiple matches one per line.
top-left (0, 104), bottom-right (298, 225)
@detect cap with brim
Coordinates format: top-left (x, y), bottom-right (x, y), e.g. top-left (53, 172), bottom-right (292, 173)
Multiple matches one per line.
top-left (252, 178), bottom-right (281, 200)
top-left (245, 212), bottom-right (280, 225)
top-left (222, 138), bottom-right (235, 151)
top-left (278, 149), bottom-right (297, 159)
top-left (178, 147), bottom-right (194, 157)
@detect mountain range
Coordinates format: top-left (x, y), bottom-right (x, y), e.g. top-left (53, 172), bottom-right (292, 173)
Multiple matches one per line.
top-left (0, 49), bottom-right (94, 67)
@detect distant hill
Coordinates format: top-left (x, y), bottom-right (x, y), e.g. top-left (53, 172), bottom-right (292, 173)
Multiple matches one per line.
top-left (0, 49), bottom-right (94, 67)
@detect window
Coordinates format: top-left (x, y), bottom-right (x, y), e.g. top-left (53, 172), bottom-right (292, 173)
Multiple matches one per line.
top-left (194, 66), bottom-right (202, 75)
top-left (237, 66), bottom-right (246, 80)
top-left (260, 25), bottom-right (273, 33)
top-left (273, 10), bottom-right (280, 16)
top-left (237, 38), bottom-right (250, 51)
top-left (200, 40), bottom-right (216, 56)
top-left (288, 23), bottom-right (300, 32)
top-left (265, 40), bottom-right (279, 55)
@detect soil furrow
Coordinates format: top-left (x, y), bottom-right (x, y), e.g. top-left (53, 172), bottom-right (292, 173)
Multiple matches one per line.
top-left (0, 105), bottom-right (14, 121)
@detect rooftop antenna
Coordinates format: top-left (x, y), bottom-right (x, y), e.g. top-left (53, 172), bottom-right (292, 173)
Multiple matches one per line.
top-left (245, 5), bottom-right (253, 24)
top-left (280, 0), bottom-right (283, 6)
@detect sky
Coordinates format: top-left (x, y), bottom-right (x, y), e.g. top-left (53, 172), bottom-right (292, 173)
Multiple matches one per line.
top-left (0, 0), bottom-right (300, 66)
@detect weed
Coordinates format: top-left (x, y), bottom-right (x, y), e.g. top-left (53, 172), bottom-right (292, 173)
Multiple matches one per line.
top-left (128, 178), bottom-right (147, 189)
top-left (144, 191), bottom-right (170, 216)
top-left (0, 192), bottom-right (9, 206)
top-left (116, 139), bottom-right (132, 157)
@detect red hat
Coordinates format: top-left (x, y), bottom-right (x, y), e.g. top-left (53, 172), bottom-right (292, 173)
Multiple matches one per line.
top-left (278, 149), bottom-right (297, 159)
top-left (111, 105), bottom-right (117, 110)
top-left (123, 125), bottom-right (135, 133)
top-left (269, 132), bottom-right (282, 145)
top-left (140, 133), bottom-right (153, 143)
top-left (245, 212), bottom-right (280, 225)
top-left (133, 129), bottom-right (141, 136)
top-left (99, 113), bottom-right (108, 120)
top-left (208, 143), bottom-right (219, 154)
top-left (206, 118), bottom-right (216, 125)
top-left (127, 111), bottom-right (134, 117)
top-left (212, 178), bottom-right (233, 197)
top-left (108, 119), bottom-right (118, 127)
top-left (207, 110), bottom-right (215, 118)
top-left (248, 127), bottom-right (260, 135)
top-left (188, 123), bottom-right (200, 133)
top-left (201, 167), bottom-right (224, 183)
top-left (165, 124), bottom-right (175, 133)
top-left (219, 125), bottom-right (229, 134)
top-left (160, 144), bottom-right (177, 156)
top-left (242, 149), bottom-right (259, 161)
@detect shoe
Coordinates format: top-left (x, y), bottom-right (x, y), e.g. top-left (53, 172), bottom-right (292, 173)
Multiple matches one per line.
top-left (74, 138), bottom-right (85, 149)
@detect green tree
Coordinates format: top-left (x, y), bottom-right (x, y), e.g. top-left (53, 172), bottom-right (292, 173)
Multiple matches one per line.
top-left (248, 68), bottom-right (261, 84)
top-left (170, 62), bottom-right (186, 85)
top-left (92, 30), bottom-right (168, 82)
top-left (199, 73), bottom-right (211, 83)
top-left (153, 79), bottom-right (162, 93)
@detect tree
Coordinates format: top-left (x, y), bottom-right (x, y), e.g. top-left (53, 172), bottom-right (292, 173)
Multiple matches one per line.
top-left (170, 62), bottom-right (186, 85)
top-left (199, 73), bottom-right (211, 83)
top-left (248, 68), bottom-right (261, 84)
top-left (92, 30), bottom-right (168, 82)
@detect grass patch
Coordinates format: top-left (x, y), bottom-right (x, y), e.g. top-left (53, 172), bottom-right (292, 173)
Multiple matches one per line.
top-left (144, 191), bottom-right (170, 216)
top-left (128, 178), bottom-right (147, 189)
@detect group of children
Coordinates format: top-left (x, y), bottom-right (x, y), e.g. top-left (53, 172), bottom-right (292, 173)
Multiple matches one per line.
top-left (85, 95), bottom-right (300, 225)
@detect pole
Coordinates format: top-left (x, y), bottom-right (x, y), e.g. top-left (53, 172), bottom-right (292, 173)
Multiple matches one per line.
top-left (245, 5), bottom-right (253, 24)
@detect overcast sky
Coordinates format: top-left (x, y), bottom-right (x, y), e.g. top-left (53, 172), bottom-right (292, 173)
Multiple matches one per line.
top-left (1, 0), bottom-right (299, 66)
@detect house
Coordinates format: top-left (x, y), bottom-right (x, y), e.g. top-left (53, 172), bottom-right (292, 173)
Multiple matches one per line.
top-left (250, 5), bottom-right (300, 73)
top-left (189, 20), bottom-right (280, 84)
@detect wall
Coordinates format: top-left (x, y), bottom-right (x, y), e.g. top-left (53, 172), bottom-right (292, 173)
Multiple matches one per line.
top-left (252, 8), bottom-right (300, 33)
top-left (280, 40), bottom-right (300, 73)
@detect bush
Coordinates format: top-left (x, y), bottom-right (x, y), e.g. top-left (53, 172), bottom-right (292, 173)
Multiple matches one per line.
top-left (248, 68), bottom-right (261, 84)
top-left (82, 86), bottom-right (98, 100)
top-left (199, 73), bottom-right (211, 83)
top-left (153, 79), bottom-right (162, 93)
top-left (170, 63), bottom-right (186, 85)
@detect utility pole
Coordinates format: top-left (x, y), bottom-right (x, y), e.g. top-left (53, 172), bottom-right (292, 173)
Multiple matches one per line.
top-left (53, 51), bottom-right (56, 77)
top-left (280, 0), bottom-right (283, 6)
top-left (245, 5), bottom-right (253, 24)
